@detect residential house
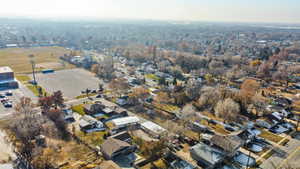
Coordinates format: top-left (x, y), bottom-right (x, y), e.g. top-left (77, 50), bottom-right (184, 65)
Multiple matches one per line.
top-left (140, 121), bottom-right (167, 138)
top-left (83, 103), bottom-right (105, 116)
top-left (109, 131), bottom-right (132, 143)
top-left (210, 135), bottom-right (243, 157)
top-left (190, 122), bottom-right (213, 134)
top-left (111, 116), bottom-right (140, 129)
top-left (255, 119), bottom-right (272, 129)
top-left (79, 115), bottom-right (105, 133)
top-left (190, 142), bottom-right (225, 169)
top-left (164, 152), bottom-right (197, 169)
top-left (100, 138), bottom-right (136, 160)
top-left (102, 107), bottom-right (128, 121)
top-left (63, 109), bottom-right (75, 123)
top-left (116, 96), bottom-right (129, 106)
top-left (268, 112), bottom-right (284, 123)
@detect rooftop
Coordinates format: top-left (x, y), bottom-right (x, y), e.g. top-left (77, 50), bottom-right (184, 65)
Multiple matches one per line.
top-left (100, 137), bottom-right (131, 158)
top-left (210, 135), bottom-right (243, 154)
top-left (0, 66), bottom-right (13, 74)
top-left (112, 116), bottom-right (139, 127)
top-left (141, 121), bottom-right (166, 135)
top-left (190, 142), bottom-right (225, 166)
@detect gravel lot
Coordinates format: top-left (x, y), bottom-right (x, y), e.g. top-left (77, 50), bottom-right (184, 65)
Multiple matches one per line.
top-left (34, 68), bottom-right (101, 99)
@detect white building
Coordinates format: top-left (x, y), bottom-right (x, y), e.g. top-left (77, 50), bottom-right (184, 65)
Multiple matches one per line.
top-left (141, 121), bottom-right (167, 138)
top-left (112, 116), bottom-right (140, 129)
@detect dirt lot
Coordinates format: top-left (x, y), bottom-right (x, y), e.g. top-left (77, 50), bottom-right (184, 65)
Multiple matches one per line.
top-left (0, 130), bottom-right (15, 165)
top-left (0, 47), bottom-right (75, 73)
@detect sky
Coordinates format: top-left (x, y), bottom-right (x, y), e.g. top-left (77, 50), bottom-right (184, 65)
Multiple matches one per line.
top-left (0, 0), bottom-right (300, 23)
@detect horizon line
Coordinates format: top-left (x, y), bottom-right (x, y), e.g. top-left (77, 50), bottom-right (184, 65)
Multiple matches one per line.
top-left (0, 16), bottom-right (300, 25)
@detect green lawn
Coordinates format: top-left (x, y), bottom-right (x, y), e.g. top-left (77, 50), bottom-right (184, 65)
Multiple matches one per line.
top-left (145, 74), bottom-right (160, 81)
top-left (71, 104), bottom-right (85, 115)
top-left (15, 75), bottom-right (31, 82)
top-left (26, 84), bottom-right (48, 97)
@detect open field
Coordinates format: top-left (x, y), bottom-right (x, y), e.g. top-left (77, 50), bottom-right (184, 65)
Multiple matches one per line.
top-left (0, 47), bottom-right (75, 73)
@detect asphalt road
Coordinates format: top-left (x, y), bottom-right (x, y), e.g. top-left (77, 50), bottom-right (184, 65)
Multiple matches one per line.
top-left (33, 68), bottom-right (101, 99)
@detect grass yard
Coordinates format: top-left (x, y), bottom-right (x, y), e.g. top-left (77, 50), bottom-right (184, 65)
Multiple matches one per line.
top-left (26, 84), bottom-right (48, 97)
top-left (75, 131), bottom-right (108, 148)
top-left (71, 104), bottom-right (85, 115)
top-left (145, 74), bottom-right (160, 81)
top-left (279, 138), bottom-right (290, 146)
top-left (153, 159), bottom-right (168, 169)
top-left (184, 129), bottom-right (200, 140)
top-left (0, 47), bottom-right (75, 73)
top-left (15, 75), bottom-right (31, 82)
top-left (258, 130), bottom-right (284, 143)
top-left (153, 103), bottom-right (180, 113)
top-left (261, 149), bottom-right (275, 160)
top-left (36, 140), bottom-right (102, 169)
top-left (200, 119), bottom-right (230, 135)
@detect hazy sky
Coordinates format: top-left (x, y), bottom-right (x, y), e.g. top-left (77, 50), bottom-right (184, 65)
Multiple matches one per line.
top-left (1, 0), bottom-right (300, 23)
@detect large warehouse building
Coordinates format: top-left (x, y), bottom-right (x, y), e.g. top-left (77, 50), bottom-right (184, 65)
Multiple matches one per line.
top-left (0, 66), bottom-right (18, 89)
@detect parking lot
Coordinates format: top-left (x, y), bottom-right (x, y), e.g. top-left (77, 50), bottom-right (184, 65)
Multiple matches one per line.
top-left (34, 68), bottom-right (101, 99)
top-left (0, 83), bottom-right (37, 117)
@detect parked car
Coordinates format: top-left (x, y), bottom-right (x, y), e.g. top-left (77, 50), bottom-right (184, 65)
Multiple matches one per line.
top-left (5, 91), bottom-right (13, 96)
top-left (0, 94), bottom-right (5, 98)
top-left (3, 101), bottom-right (13, 108)
top-left (1, 98), bottom-right (9, 103)
top-left (224, 125), bottom-right (236, 132)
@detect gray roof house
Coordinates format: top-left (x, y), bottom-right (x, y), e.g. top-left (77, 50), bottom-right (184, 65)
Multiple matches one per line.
top-left (190, 142), bottom-right (225, 169)
top-left (100, 138), bottom-right (136, 160)
top-left (210, 135), bottom-right (243, 157)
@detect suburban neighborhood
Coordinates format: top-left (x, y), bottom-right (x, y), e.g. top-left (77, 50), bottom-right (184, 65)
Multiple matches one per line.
top-left (1, 16), bottom-right (300, 169)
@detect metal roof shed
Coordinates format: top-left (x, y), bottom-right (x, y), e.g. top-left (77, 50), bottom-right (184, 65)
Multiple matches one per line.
top-left (141, 121), bottom-right (166, 136)
top-left (112, 116), bottom-right (139, 128)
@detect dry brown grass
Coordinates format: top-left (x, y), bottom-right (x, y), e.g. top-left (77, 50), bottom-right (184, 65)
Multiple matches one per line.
top-left (0, 47), bottom-right (75, 73)
top-left (259, 130), bottom-right (284, 143)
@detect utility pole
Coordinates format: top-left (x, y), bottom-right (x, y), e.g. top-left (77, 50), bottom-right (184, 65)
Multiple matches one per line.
top-left (246, 150), bottom-right (251, 169)
top-left (29, 54), bottom-right (37, 85)
top-left (297, 114), bottom-right (300, 132)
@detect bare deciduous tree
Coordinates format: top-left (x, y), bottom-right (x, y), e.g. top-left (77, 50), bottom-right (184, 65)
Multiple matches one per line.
top-left (214, 98), bottom-right (240, 122)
